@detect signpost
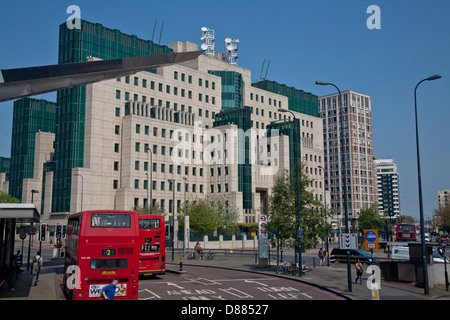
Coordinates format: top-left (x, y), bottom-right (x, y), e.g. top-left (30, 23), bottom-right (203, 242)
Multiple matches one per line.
top-left (364, 229), bottom-right (379, 250)
top-left (258, 214), bottom-right (269, 267)
top-left (438, 236), bottom-right (449, 291)
top-left (339, 233), bottom-right (357, 293)
top-left (339, 233), bottom-right (358, 250)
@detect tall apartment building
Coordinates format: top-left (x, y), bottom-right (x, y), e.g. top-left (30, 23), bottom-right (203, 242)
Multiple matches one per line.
top-left (8, 97), bottom-right (56, 213)
top-left (319, 91), bottom-right (376, 231)
top-left (10, 19), bottom-right (324, 227)
top-left (374, 159), bottom-right (400, 219)
top-left (438, 189), bottom-right (450, 209)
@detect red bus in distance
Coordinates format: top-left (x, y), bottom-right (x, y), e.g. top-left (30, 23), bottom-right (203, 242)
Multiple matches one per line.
top-left (396, 223), bottom-right (417, 242)
top-left (64, 210), bottom-right (140, 300)
top-left (138, 214), bottom-right (166, 277)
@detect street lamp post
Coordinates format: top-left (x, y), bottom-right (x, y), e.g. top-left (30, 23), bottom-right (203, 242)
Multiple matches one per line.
top-left (315, 80), bottom-right (352, 292)
top-left (145, 146), bottom-right (153, 215)
top-left (318, 165), bottom-right (329, 266)
top-left (30, 189), bottom-right (39, 266)
top-left (168, 178), bottom-right (176, 261)
top-left (278, 108), bottom-right (302, 276)
top-left (414, 74), bottom-right (441, 295)
top-left (182, 175), bottom-right (188, 257)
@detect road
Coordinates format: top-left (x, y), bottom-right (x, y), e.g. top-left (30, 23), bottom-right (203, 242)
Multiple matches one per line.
top-left (138, 265), bottom-right (345, 300)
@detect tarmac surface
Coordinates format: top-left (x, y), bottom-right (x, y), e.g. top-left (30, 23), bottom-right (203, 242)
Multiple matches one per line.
top-left (1, 242), bottom-right (450, 301)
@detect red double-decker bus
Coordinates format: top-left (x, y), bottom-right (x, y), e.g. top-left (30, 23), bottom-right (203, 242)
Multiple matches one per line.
top-left (138, 215), bottom-right (166, 276)
top-left (63, 210), bottom-right (140, 300)
top-left (396, 223), bottom-right (417, 242)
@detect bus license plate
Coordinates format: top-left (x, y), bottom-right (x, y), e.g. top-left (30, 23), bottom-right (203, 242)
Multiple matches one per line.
top-left (102, 270), bottom-right (116, 275)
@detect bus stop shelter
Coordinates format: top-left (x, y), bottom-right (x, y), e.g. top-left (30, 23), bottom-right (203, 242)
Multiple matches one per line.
top-left (0, 204), bottom-right (40, 284)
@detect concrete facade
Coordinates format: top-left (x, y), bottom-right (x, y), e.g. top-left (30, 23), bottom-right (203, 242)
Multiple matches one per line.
top-left (319, 91), bottom-right (376, 231)
top-left (375, 158), bottom-right (400, 219)
top-left (63, 41), bottom-right (324, 224)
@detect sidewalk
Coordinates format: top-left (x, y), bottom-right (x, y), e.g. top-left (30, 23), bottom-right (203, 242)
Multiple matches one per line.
top-left (0, 265), bottom-right (64, 300)
top-left (0, 243), bottom-right (64, 300)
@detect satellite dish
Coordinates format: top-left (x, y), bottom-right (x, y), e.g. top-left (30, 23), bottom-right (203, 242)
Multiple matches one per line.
top-left (225, 38), bottom-right (231, 43)
top-left (226, 45), bottom-right (234, 51)
top-left (201, 43), bottom-right (208, 50)
top-left (201, 27), bottom-right (208, 31)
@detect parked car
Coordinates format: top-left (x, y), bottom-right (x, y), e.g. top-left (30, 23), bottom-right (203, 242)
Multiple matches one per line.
top-left (424, 233), bottom-right (431, 242)
top-left (432, 249), bottom-right (450, 263)
top-left (330, 248), bottom-right (379, 264)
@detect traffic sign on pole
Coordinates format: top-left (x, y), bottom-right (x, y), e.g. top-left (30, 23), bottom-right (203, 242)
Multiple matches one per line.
top-left (339, 233), bottom-right (358, 250)
top-left (438, 236), bottom-right (449, 248)
top-left (364, 229), bottom-right (379, 250)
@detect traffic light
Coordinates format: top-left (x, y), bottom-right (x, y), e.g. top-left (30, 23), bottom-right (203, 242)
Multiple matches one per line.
top-left (56, 224), bottom-right (62, 239)
top-left (62, 224), bottom-right (67, 239)
top-left (40, 223), bottom-right (47, 242)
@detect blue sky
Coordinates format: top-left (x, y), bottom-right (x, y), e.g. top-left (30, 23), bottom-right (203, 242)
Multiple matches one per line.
top-left (0, 0), bottom-right (449, 221)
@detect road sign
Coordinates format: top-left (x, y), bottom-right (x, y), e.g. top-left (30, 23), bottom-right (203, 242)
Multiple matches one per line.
top-left (258, 214), bottom-right (269, 260)
top-left (340, 233), bottom-right (358, 250)
top-left (364, 229), bottom-right (379, 250)
top-left (17, 226), bottom-right (37, 235)
top-left (438, 236), bottom-right (449, 247)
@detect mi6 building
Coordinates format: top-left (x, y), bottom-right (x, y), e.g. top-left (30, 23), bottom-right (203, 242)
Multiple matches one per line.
top-left (9, 20), bottom-right (324, 228)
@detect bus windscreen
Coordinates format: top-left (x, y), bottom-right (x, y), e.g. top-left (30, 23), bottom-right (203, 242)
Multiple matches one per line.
top-left (91, 213), bottom-right (131, 228)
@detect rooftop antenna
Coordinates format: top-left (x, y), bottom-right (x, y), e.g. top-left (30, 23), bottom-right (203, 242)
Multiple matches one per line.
top-left (224, 37), bottom-right (239, 65)
top-left (264, 60), bottom-right (270, 80)
top-left (259, 59), bottom-right (266, 81)
top-left (152, 19), bottom-right (165, 44)
top-left (259, 59), bottom-right (271, 81)
top-left (158, 21), bottom-right (164, 45)
top-left (200, 27), bottom-right (215, 56)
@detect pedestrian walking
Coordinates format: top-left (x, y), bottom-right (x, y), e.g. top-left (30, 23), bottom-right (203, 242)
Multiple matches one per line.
top-left (318, 248), bottom-right (325, 266)
top-left (355, 259), bottom-right (363, 285)
top-left (102, 278), bottom-right (119, 300)
top-left (31, 258), bottom-right (40, 286)
top-left (35, 251), bottom-right (43, 281)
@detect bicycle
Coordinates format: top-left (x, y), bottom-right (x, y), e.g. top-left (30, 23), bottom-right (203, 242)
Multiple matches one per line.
top-left (277, 261), bottom-right (291, 274)
top-left (301, 263), bottom-right (311, 274)
top-left (290, 262), bottom-right (299, 275)
top-left (187, 252), bottom-right (197, 260)
top-left (204, 250), bottom-right (215, 260)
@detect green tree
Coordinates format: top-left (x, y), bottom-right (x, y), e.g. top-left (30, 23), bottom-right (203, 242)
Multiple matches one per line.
top-left (0, 191), bottom-right (20, 203)
top-left (399, 215), bottom-right (416, 224)
top-left (434, 205), bottom-right (450, 233)
top-left (178, 196), bottom-right (239, 233)
top-left (357, 205), bottom-right (385, 234)
top-left (267, 166), bottom-right (328, 252)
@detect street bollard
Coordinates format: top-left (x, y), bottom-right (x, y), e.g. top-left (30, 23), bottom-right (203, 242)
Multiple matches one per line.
top-left (313, 257), bottom-right (316, 268)
top-left (180, 258), bottom-right (183, 272)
